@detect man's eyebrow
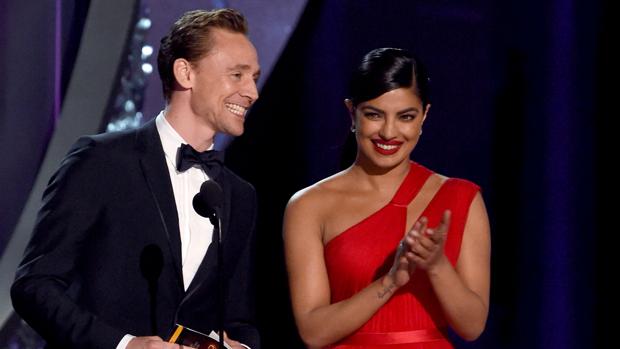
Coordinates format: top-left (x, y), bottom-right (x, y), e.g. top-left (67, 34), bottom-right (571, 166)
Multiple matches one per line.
top-left (227, 65), bottom-right (261, 78)
top-left (227, 64), bottom-right (254, 71)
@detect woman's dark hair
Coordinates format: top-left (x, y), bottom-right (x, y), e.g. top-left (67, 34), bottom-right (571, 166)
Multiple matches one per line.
top-left (348, 48), bottom-right (430, 108)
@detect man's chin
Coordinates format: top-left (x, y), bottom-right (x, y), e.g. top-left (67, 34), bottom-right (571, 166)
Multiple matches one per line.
top-left (225, 126), bottom-right (244, 137)
top-left (227, 115), bottom-right (246, 137)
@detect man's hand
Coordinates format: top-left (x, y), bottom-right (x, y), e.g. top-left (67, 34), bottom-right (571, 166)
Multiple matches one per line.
top-left (127, 336), bottom-right (182, 349)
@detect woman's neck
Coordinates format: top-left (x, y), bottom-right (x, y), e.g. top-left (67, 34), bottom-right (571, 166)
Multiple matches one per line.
top-left (350, 157), bottom-right (411, 192)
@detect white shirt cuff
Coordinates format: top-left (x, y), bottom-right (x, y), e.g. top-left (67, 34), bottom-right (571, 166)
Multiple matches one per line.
top-left (116, 334), bottom-right (135, 349)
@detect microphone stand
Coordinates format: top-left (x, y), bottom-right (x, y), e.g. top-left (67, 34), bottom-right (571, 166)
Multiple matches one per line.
top-left (214, 214), bottom-right (224, 349)
top-left (193, 179), bottom-right (226, 348)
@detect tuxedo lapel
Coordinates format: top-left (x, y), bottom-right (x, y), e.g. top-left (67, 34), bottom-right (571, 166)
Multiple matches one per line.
top-left (133, 121), bottom-right (236, 300)
top-left (135, 120), bottom-right (184, 289)
top-left (217, 170), bottom-right (232, 243)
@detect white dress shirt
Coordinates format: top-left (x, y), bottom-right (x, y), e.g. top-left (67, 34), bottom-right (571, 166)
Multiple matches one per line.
top-left (156, 111), bottom-right (214, 290)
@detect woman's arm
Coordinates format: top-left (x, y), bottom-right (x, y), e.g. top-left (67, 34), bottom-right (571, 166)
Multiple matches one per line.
top-left (283, 194), bottom-right (412, 348)
top-left (408, 193), bottom-right (491, 340)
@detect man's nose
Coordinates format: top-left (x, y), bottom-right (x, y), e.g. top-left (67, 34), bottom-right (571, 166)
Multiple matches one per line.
top-left (242, 79), bottom-right (259, 104)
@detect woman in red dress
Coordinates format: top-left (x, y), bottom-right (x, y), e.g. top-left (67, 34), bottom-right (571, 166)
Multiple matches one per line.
top-left (283, 48), bottom-right (491, 348)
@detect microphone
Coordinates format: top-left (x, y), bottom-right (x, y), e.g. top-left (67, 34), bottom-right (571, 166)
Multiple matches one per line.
top-left (192, 180), bottom-right (224, 225)
top-left (191, 179), bottom-right (225, 349)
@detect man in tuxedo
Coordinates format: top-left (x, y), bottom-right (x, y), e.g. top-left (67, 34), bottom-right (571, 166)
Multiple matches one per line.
top-left (11, 8), bottom-right (260, 349)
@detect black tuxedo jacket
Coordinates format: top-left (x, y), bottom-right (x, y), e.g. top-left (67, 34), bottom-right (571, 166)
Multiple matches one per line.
top-left (11, 120), bottom-right (259, 348)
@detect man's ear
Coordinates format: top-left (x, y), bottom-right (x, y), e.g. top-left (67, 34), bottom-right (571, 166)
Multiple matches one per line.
top-left (173, 58), bottom-right (193, 89)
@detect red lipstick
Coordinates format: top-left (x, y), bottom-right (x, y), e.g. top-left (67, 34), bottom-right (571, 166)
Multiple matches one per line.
top-left (372, 139), bottom-right (402, 155)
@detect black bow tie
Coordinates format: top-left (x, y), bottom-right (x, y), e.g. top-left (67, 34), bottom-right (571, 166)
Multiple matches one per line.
top-left (176, 143), bottom-right (225, 179)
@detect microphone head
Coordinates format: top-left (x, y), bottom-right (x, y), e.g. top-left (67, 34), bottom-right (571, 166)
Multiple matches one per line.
top-left (192, 180), bottom-right (224, 219)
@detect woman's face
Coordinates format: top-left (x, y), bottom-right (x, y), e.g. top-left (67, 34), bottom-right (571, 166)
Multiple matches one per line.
top-left (348, 87), bottom-right (429, 170)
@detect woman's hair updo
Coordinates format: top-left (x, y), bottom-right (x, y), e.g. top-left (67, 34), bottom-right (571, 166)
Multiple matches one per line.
top-left (348, 48), bottom-right (430, 108)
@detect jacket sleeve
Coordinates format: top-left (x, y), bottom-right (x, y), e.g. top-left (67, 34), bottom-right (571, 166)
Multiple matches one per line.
top-left (10, 136), bottom-right (126, 349)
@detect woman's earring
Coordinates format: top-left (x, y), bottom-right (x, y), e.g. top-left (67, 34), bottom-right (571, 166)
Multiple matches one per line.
top-left (351, 125), bottom-right (356, 133)
top-left (419, 128), bottom-right (423, 136)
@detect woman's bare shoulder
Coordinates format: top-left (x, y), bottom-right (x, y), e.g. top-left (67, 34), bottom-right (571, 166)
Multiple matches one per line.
top-left (287, 169), bottom-right (353, 214)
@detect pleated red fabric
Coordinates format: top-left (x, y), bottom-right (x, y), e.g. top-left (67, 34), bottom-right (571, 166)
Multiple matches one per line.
top-left (324, 162), bottom-right (479, 348)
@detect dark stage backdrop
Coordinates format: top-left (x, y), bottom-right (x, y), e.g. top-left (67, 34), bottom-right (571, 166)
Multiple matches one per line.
top-left (226, 1), bottom-right (613, 348)
top-left (0, 1), bottom-right (613, 348)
